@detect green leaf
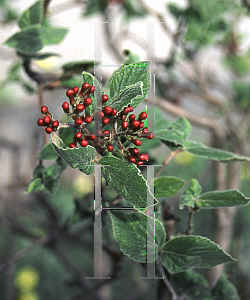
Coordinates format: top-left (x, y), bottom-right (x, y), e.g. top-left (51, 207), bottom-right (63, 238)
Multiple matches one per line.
top-left (154, 176), bottom-right (185, 198)
top-left (41, 27), bottom-right (68, 45)
top-left (109, 61), bottom-right (151, 109)
top-left (82, 71), bottom-right (103, 116)
top-left (155, 117), bottom-right (192, 147)
top-left (110, 210), bottom-right (166, 263)
top-left (5, 25), bottom-right (43, 55)
top-left (99, 156), bottom-right (154, 208)
top-left (38, 143), bottom-right (58, 160)
top-left (160, 235), bottom-right (235, 274)
top-left (18, 1), bottom-right (43, 29)
top-left (211, 274), bottom-right (240, 300)
top-left (180, 179), bottom-right (202, 209)
top-left (51, 133), bottom-right (96, 175)
top-left (184, 140), bottom-right (250, 162)
top-left (44, 164), bottom-right (64, 180)
top-left (106, 81), bottom-right (143, 113)
top-left (172, 270), bottom-right (213, 300)
top-left (25, 178), bottom-right (44, 194)
top-left (196, 190), bottom-right (250, 209)
top-left (60, 76), bottom-right (82, 89)
top-left (43, 178), bottom-right (60, 194)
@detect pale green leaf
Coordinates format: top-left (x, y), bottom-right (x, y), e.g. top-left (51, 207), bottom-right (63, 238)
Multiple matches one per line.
top-left (109, 61), bottom-right (151, 109)
top-left (25, 178), bottom-right (43, 194)
top-left (38, 142), bottom-right (58, 160)
top-left (51, 133), bottom-right (96, 175)
top-left (18, 1), bottom-right (43, 29)
top-left (155, 176), bottom-right (185, 198)
top-left (41, 27), bottom-right (68, 45)
top-left (99, 156), bottom-right (154, 208)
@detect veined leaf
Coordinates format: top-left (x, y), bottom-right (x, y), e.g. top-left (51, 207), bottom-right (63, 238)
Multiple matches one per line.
top-left (161, 235), bottom-right (235, 274)
top-left (51, 133), bottom-right (96, 175)
top-left (155, 176), bottom-right (185, 198)
top-left (110, 210), bottom-right (166, 263)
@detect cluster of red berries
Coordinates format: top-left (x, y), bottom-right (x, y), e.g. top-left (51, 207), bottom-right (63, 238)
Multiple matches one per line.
top-left (62, 83), bottom-right (94, 127)
top-left (37, 106), bottom-right (59, 134)
top-left (37, 82), bottom-right (154, 165)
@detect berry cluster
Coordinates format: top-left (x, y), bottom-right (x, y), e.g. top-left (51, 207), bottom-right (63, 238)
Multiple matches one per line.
top-left (37, 82), bottom-right (154, 165)
top-left (37, 106), bottom-right (59, 134)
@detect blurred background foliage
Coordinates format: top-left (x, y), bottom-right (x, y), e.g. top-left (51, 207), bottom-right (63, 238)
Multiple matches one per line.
top-left (1, 0), bottom-right (250, 299)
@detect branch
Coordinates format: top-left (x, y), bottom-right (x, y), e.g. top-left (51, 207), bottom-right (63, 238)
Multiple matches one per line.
top-left (155, 259), bottom-right (179, 300)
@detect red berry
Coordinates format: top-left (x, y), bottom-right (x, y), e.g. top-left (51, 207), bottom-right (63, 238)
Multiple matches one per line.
top-left (102, 117), bottom-right (110, 125)
top-left (129, 105), bottom-right (133, 112)
top-left (130, 148), bottom-right (139, 155)
top-left (37, 118), bottom-right (44, 126)
top-left (62, 102), bottom-right (70, 113)
top-left (103, 106), bottom-right (112, 115)
top-left (137, 161), bottom-right (144, 166)
top-left (139, 112), bottom-right (147, 120)
top-left (45, 126), bottom-right (53, 134)
top-left (138, 154), bottom-right (146, 161)
top-left (129, 156), bottom-right (136, 163)
top-left (52, 120), bottom-right (59, 128)
top-left (129, 114), bottom-right (136, 121)
top-left (80, 139), bottom-right (88, 147)
top-left (107, 143), bottom-right (113, 152)
top-left (131, 120), bottom-right (140, 129)
top-left (146, 132), bottom-right (154, 139)
top-left (76, 104), bottom-right (85, 112)
top-left (97, 129), bottom-right (103, 136)
top-left (82, 83), bottom-right (90, 90)
top-left (89, 86), bottom-right (95, 93)
top-left (122, 121), bottom-right (129, 130)
top-left (43, 116), bottom-right (51, 124)
top-left (132, 139), bottom-right (141, 146)
top-left (142, 127), bottom-right (148, 134)
top-left (121, 115), bottom-right (127, 120)
top-left (84, 116), bottom-right (92, 123)
top-left (103, 130), bottom-right (110, 135)
top-left (66, 89), bottom-right (74, 97)
top-left (75, 118), bottom-right (83, 125)
top-left (111, 108), bottom-right (117, 116)
top-left (69, 142), bottom-right (76, 148)
top-left (75, 131), bottom-right (82, 139)
top-left (88, 133), bottom-right (96, 140)
top-left (84, 97), bottom-right (92, 106)
top-left (123, 107), bottom-right (130, 114)
top-left (41, 106), bottom-right (48, 114)
top-left (139, 122), bottom-right (144, 128)
top-left (102, 95), bottom-right (109, 102)
top-left (96, 111), bottom-right (104, 119)
top-left (73, 87), bottom-right (79, 94)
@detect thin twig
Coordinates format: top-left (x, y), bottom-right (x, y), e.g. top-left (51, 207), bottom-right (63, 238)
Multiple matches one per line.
top-left (155, 148), bottom-right (183, 178)
top-left (155, 259), bottom-right (178, 300)
top-left (0, 234), bottom-right (55, 273)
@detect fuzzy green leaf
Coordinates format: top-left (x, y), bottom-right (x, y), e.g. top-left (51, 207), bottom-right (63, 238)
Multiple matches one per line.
top-left (25, 178), bottom-right (43, 194)
top-left (180, 179), bottom-right (202, 209)
top-left (172, 270), bottom-right (213, 300)
top-left (41, 27), bottom-right (68, 45)
top-left (110, 210), bottom-right (166, 263)
top-left (106, 81), bottom-right (143, 113)
top-left (155, 176), bottom-right (185, 198)
top-left (211, 274), bottom-right (240, 300)
top-left (161, 235), bottom-right (235, 274)
top-left (5, 25), bottom-right (43, 55)
top-left (109, 61), bottom-right (151, 109)
top-left (99, 156), bottom-right (154, 208)
top-left (155, 117), bottom-right (192, 147)
top-left (18, 1), bottom-right (43, 29)
top-left (184, 140), bottom-right (250, 162)
top-left (196, 190), bottom-right (250, 209)
top-left (38, 143), bottom-right (58, 160)
top-left (51, 133), bottom-right (96, 175)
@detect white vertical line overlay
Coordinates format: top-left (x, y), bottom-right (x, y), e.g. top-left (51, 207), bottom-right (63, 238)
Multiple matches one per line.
top-left (86, 21), bottom-right (110, 280)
